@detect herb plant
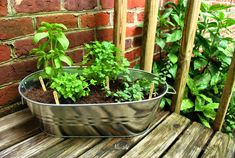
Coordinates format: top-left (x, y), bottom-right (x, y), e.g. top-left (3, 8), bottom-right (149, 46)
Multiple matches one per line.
top-left (31, 22), bottom-right (73, 78)
top-left (50, 72), bottom-right (96, 102)
top-left (153, 0), bottom-right (235, 133)
top-left (82, 41), bottom-right (130, 85)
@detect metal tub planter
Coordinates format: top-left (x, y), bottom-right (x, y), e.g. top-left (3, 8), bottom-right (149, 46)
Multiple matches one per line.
top-left (19, 67), bottom-right (170, 137)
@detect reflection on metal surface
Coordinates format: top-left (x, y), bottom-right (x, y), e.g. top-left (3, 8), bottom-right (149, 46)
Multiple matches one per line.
top-left (19, 67), bottom-right (168, 137)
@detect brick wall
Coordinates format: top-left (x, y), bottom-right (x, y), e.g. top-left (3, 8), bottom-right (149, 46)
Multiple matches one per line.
top-left (0, 0), bottom-right (234, 108)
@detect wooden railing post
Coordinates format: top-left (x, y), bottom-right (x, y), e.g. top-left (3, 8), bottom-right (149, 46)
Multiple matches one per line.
top-left (141, 0), bottom-right (159, 73)
top-left (213, 50), bottom-right (235, 131)
top-left (171, 0), bottom-right (201, 113)
top-left (114, 0), bottom-right (127, 56)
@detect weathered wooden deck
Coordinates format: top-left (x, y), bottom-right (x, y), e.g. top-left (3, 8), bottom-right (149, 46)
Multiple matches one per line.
top-left (0, 109), bottom-right (234, 158)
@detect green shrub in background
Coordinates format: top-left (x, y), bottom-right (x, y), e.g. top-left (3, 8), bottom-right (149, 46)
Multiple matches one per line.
top-left (152, 0), bottom-right (235, 136)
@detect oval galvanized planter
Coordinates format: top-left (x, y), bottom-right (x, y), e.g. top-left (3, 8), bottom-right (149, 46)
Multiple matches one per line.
top-left (19, 67), bottom-right (169, 137)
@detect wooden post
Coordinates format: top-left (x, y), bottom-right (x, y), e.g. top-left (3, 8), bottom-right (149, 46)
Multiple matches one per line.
top-left (114, 0), bottom-right (127, 56)
top-left (171, 0), bottom-right (201, 113)
top-left (140, 0), bottom-right (159, 73)
top-left (213, 50), bottom-right (235, 131)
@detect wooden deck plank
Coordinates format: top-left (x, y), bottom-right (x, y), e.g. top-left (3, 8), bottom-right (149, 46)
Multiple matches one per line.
top-left (202, 132), bottom-right (235, 158)
top-left (0, 109), bottom-right (40, 151)
top-left (0, 133), bottom-right (63, 158)
top-left (0, 109), bottom-right (32, 132)
top-left (163, 122), bottom-right (213, 158)
top-left (65, 111), bottom-right (169, 158)
top-left (36, 139), bottom-right (101, 158)
top-left (122, 113), bottom-right (191, 158)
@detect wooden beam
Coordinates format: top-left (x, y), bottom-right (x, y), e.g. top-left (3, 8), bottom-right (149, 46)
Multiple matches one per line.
top-left (140, 0), bottom-right (159, 73)
top-left (171, 0), bottom-right (201, 113)
top-left (113, 0), bottom-right (127, 56)
top-left (213, 50), bottom-right (235, 131)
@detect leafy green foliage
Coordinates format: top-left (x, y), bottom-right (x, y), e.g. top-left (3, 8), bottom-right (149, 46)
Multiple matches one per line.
top-left (106, 77), bottom-right (163, 102)
top-left (31, 22), bottom-right (73, 78)
top-left (224, 92), bottom-right (235, 137)
top-left (152, 0), bottom-right (235, 131)
top-left (50, 72), bottom-right (96, 102)
top-left (82, 41), bottom-right (130, 85)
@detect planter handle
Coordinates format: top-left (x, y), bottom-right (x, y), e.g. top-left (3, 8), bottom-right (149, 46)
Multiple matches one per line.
top-left (167, 84), bottom-right (176, 95)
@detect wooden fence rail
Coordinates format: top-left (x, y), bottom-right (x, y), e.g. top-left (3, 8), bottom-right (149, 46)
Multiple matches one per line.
top-left (113, 0), bottom-right (234, 131)
top-left (170, 0), bottom-right (201, 113)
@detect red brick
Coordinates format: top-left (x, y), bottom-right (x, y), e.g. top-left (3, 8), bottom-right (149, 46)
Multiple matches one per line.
top-left (125, 50), bottom-right (135, 61)
top-left (0, 45), bottom-right (11, 63)
top-left (137, 12), bottom-right (145, 21)
top-left (100, 0), bottom-right (114, 9)
top-left (67, 30), bottom-right (95, 48)
top-left (127, 12), bottom-right (135, 23)
top-left (0, 0), bottom-right (7, 16)
top-left (80, 12), bottom-right (110, 28)
top-left (125, 47), bottom-right (141, 62)
top-left (126, 26), bottom-right (142, 37)
top-left (67, 49), bottom-right (83, 63)
top-left (0, 59), bottom-right (37, 85)
top-left (128, 0), bottom-right (145, 9)
top-left (14, 0), bottom-right (60, 13)
top-left (133, 47), bottom-right (142, 58)
top-left (164, 0), bottom-right (179, 4)
top-left (0, 83), bottom-right (20, 106)
top-left (37, 14), bottom-right (78, 28)
top-left (64, 0), bottom-right (97, 11)
top-left (14, 38), bottom-right (35, 57)
top-left (0, 18), bottom-right (34, 40)
top-left (97, 28), bottom-right (113, 41)
top-left (130, 61), bottom-right (136, 68)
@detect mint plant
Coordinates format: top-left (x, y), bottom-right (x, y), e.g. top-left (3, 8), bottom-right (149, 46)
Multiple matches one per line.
top-left (31, 22), bottom-right (73, 78)
top-left (152, 0), bottom-right (235, 132)
top-left (50, 72), bottom-right (96, 102)
top-left (82, 41), bottom-right (130, 85)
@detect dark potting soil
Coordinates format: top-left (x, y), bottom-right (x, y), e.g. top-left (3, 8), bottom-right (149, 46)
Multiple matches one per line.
top-left (24, 88), bottom-right (55, 104)
top-left (24, 80), bottom-right (122, 104)
top-left (24, 80), bottom-right (164, 104)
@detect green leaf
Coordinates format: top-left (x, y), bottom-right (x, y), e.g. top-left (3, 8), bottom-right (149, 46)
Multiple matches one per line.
top-left (168, 53), bottom-right (178, 64)
top-left (209, 4), bottom-right (231, 11)
top-left (171, 13), bottom-right (180, 25)
top-left (169, 64), bottom-right (177, 78)
top-left (54, 58), bottom-right (61, 69)
top-left (57, 34), bottom-right (69, 50)
top-left (33, 32), bottom-right (48, 44)
top-left (45, 66), bottom-right (53, 75)
top-left (195, 73), bottom-right (211, 91)
top-left (181, 99), bottom-right (194, 111)
top-left (187, 75), bottom-right (198, 95)
top-left (166, 30), bottom-right (182, 43)
top-left (54, 23), bottom-right (68, 30)
top-left (193, 58), bottom-right (208, 70)
top-left (161, 8), bottom-right (173, 19)
top-left (210, 72), bottom-right (220, 86)
top-left (156, 38), bottom-right (166, 49)
top-left (59, 55), bottom-right (73, 66)
top-left (199, 94), bottom-right (213, 103)
top-left (222, 18), bottom-right (235, 27)
top-left (205, 103), bottom-right (219, 110)
top-left (198, 114), bottom-right (211, 128)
